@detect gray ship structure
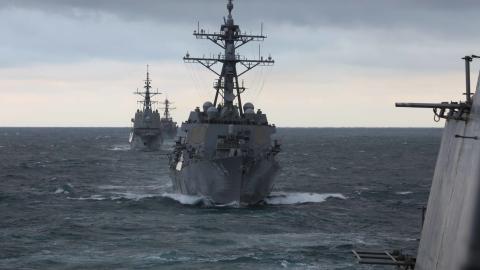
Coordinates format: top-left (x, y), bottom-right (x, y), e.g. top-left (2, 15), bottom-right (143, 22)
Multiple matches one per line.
top-left (169, 0), bottom-right (281, 205)
top-left (353, 55), bottom-right (480, 270)
top-left (129, 67), bottom-right (162, 150)
top-left (159, 98), bottom-right (178, 139)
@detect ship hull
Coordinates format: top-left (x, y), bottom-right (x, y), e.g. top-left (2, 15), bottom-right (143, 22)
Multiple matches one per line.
top-left (130, 133), bottom-right (163, 151)
top-left (161, 128), bottom-right (178, 140)
top-left (170, 156), bottom-right (278, 205)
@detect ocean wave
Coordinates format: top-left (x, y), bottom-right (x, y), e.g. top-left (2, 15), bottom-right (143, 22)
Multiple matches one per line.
top-left (97, 185), bottom-right (126, 190)
top-left (69, 192), bottom-right (207, 205)
top-left (54, 183), bottom-right (75, 195)
top-left (396, 191), bottom-right (413, 195)
top-left (108, 144), bottom-right (131, 151)
top-left (75, 194), bottom-right (107, 201)
top-left (98, 183), bottom-right (172, 191)
top-left (68, 191), bottom-right (345, 207)
top-left (70, 192), bottom-right (158, 201)
top-left (54, 188), bottom-right (68, 194)
top-left (161, 192), bottom-right (215, 206)
top-left (265, 192), bottom-right (346, 205)
top-left (111, 192), bottom-right (158, 201)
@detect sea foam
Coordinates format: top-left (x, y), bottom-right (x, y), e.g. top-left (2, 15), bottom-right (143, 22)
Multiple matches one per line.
top-left (69, 191), bottom-right (345, 207)
top-left (396, 191), bottom-right (413, 195)
top-left (109, 144), bottom-right (131, 151)
top-left (161, 193), bottom-right (211, 206)
top-left (265, 192), bottom-right (346, 205)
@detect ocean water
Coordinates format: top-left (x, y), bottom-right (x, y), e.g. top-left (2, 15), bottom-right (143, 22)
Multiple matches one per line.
top-left (0, 128), bottom-right (442, 269)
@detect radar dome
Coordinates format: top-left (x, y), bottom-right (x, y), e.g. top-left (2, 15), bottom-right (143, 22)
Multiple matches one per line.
top-left (244, 108), bottom-right (255, 114)
top-left (207, 106), bottom-right (218, 120)
top-left (243, 102), bottom-right (254, 111)
top-left (203, 101), bottom-right (213, 112)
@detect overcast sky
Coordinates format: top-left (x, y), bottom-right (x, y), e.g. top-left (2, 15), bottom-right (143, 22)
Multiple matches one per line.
top-left (1, 0), bottom-right (480, 127)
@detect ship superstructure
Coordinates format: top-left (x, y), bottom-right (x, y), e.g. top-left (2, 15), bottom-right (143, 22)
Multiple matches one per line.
top-left (130, 66), bottom-right (162, 150)
top-left (353, 55), bottom-right (480, 270)
top-left (169, 0), bottom-right (280, 204)
top-left (396, 55), bottom-right (480, 270)
top-left (160, 98), bottom-right (178, 139)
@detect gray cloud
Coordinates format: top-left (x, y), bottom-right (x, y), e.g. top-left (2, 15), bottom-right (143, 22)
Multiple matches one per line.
top-left (2, 0), bottom-right (480, 127)
top-left (1, 0), bottom-right (479, 71)
top-left (2, 0), bottom-right (480, 31)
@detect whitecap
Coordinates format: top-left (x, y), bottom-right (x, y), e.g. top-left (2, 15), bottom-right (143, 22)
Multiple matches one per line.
top-left (265, 192), bottom-right (346, 205)
top-left (161, 192), bottom-right (210, 205)
top-left (75, 191), bottom-right (211, 205)
top-left (110, 192), bottom-right (158, 201)
top-left (70, 191), bottom-right (163, 202)
top-left (396, 191), bottom-right (413, 195)
top-left (74, 195), bottom-right (107, 201)
top-left (109, 144), bottom-right (131, 151)
top-left (54, 183), bottom-right (74, 195)
top-left (215, 201), bottom-right (240, 208)
top-left (97, 185), bottom-right (125, 190)
top-left (54, 188), bottom-right (69, 194)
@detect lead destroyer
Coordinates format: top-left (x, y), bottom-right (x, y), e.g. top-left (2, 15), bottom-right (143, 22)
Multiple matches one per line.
top-left (169, 0), bottom-right (280, 204)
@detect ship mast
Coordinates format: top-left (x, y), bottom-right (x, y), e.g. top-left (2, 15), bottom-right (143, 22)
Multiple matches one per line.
top-left (161, 98), bottom-right (176, 120)
top-left (134, 65), bottom-right (160, 112)
top-left (184, 0), bottom-right (274, 118)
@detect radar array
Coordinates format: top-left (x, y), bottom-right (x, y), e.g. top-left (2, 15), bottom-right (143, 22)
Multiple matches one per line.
top-left (184, 0), bottom-right (273, 116)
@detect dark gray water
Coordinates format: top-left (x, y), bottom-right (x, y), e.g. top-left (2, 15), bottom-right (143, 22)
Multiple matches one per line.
top-left (0, 128), bottom-right (441, 269)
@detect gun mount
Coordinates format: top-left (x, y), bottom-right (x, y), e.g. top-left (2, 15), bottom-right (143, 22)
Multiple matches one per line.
top-left (395, 55), bottom-right (479, 121)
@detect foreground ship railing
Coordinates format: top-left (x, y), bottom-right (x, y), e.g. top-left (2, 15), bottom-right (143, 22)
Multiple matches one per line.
top-left (396, 55), bottom-right (479, 121)
top-left (352, 250), bottom-right (415, 269)
top-left (353, 54), bottom-right (480, 269)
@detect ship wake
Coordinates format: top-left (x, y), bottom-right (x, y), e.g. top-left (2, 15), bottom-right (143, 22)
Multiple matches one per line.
top-left (67, 191), bottom-right (346, 207)
top-left (109, 144), bottom-right (131, 151)
top-left (264, 192), bottom-right (346, 205)
top-left (161, 193), bottom-right (217, 206)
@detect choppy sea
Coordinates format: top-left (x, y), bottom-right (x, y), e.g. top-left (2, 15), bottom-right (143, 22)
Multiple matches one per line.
top-left (0, 128), bottom-right (442, 269)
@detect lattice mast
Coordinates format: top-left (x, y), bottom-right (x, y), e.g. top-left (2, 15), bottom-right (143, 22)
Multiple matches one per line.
top-left (134, 65), bottom-right (161, 112)
top-left (161, 98), bottom-right (176, 120)
top-left (184, 0), bottom-right (274, 117)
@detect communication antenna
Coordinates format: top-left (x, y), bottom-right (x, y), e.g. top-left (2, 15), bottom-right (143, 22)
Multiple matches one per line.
top-left (396, 55), bottom-right (479, 121)
top-left (183, 0), bottom-right (274, 116)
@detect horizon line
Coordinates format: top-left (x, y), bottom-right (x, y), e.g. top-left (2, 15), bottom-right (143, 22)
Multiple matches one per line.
top-left (0, 126), bottom-right (443, 129)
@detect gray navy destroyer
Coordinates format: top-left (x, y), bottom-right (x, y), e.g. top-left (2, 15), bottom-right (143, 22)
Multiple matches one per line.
top-left (129, 67), bottom-right (162, 150)
top-left (169, 0), bottom-right (281, 205)
top-left (159, 98), bottom-right (178, 139)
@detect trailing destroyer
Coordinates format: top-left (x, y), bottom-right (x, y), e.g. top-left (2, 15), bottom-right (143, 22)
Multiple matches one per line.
top-left (159, 98), bottom-right (178, 139)
top-left (169, 0), bottom-right (280, 204)
top-left (130, 67), bottom-right (162, 150)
